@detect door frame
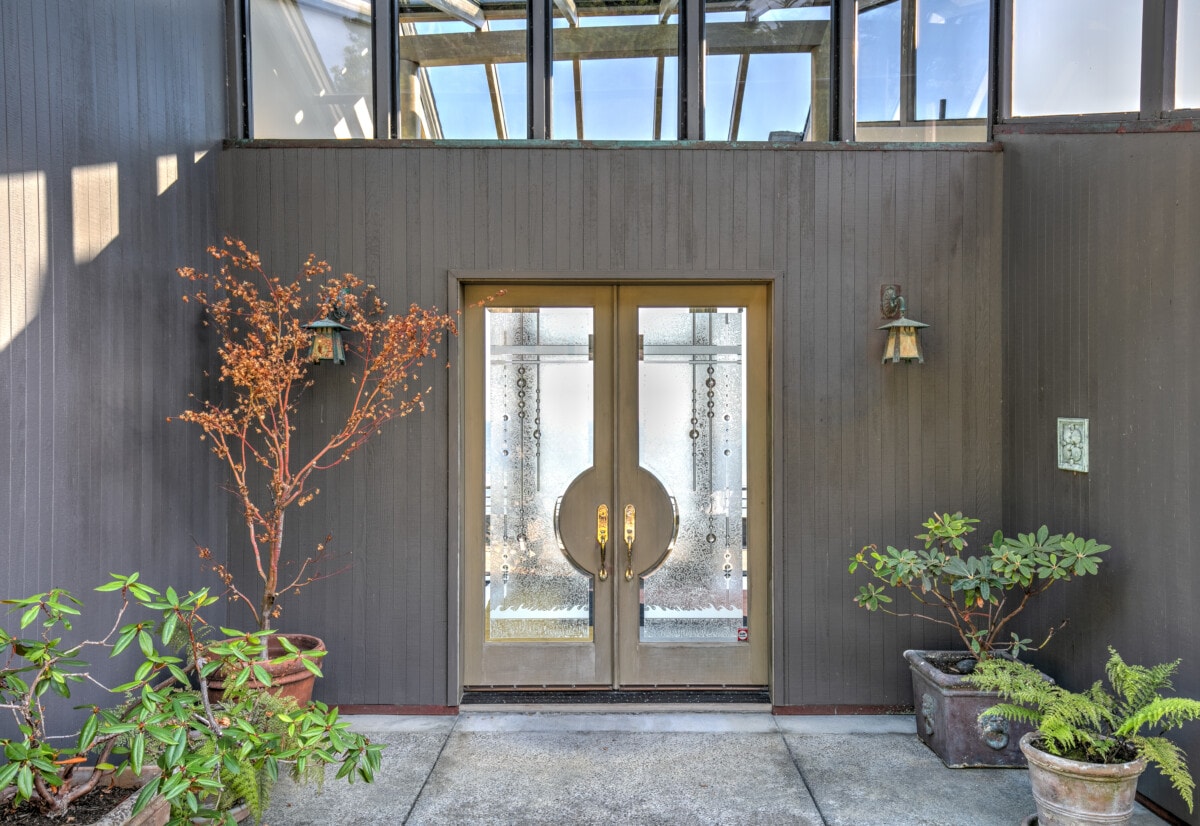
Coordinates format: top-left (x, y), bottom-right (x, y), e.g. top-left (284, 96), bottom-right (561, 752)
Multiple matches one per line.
top-left (445, 270), bottom-right (784, 704)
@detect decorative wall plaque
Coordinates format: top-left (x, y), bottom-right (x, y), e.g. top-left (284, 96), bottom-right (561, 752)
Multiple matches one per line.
top-left (1057, 418), bottom-right (1088, 472)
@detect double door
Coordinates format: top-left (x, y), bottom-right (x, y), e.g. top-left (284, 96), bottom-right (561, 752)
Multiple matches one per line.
top-left (462, 283), bottom-right (769, 688)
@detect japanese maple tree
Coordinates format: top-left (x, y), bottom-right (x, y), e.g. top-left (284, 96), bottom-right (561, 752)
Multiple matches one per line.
top-left (175, 238), bottom-right (457, 630)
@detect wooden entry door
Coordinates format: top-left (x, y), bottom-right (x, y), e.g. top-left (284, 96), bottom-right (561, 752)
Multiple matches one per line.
top-left (462, 283), bottom-right (769, 689)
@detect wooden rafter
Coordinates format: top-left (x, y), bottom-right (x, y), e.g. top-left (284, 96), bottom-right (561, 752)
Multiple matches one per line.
top-left (396, 20), bottom-right (828, 67)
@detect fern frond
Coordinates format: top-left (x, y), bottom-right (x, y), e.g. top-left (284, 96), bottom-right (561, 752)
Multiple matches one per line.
top-left (1117, 698), bottom-right (1200, 738)
top-left (1132, 736), bottom-right (1194, 813)
top-left (981, 702), bottom-right (1041, 726)
top-left (1106, 648), bottom-right (1178, 713)
top-left (222, 751), bottom-right (262, 822)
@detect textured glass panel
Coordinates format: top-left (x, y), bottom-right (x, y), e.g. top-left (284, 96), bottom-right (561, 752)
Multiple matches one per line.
top-left (485, 309), bottom-right (594, 641)
top-left (705, 5), bottom-right (829, 140)
top-left (250, 0), bottom-right (374, 139)
top-left (857, 0), bottom-right (900, 123)
top-left (1011, 0), bottom-right (1141, 117)
top-left (553, 2), bottom-right (678, 140)
top-left (1179, 0), bottom-right (1200, 109)
top-left (915, 0), bottom-right (989, 120)
top-left (398, 0), bottom-right (528, 138)
top-left (639, 308), bottom-right (746, 642)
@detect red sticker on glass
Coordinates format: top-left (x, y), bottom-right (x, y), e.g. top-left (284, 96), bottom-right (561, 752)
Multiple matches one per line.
top-left (737, 628), bottom-right (749, 642)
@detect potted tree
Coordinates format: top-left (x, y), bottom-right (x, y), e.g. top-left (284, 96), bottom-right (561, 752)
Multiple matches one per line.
top-left (1, 574), bottom-right (383, 824)
top-left (173, 239), bottom-right (457, 700)
top-left (971, 649), bottom-right (1200, 825)
top-left (849, 512), bottom-right (1110, 767)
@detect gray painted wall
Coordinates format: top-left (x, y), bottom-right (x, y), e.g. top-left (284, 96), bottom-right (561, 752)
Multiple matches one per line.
top-left (218, 142), bottom-right (1005, 708)
top-left (1001, 130), bottom-right (1200, 824)
top-left (0, 0), bottom-right (228, 717)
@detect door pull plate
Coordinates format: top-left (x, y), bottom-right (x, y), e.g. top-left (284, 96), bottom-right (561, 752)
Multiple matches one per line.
top-left (624, 504), bottom-right (636, 581)
top-left (596, 504), bottom-right (609, 581)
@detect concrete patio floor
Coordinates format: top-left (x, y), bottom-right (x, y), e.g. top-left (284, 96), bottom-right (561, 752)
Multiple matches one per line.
top-left (263, 712), bottom-right (1166, 825)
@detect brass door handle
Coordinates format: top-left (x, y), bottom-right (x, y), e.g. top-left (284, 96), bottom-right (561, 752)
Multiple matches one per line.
top-left (624, 504), bottom-right (636, 581)
top-left (596, 504), bottom-right (609, 581)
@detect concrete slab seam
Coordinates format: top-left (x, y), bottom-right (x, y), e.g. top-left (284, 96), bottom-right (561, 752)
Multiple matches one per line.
top-left (773, 714), bottom-right (830, 826)
top-left (400, 713), bottom-right (460, 824)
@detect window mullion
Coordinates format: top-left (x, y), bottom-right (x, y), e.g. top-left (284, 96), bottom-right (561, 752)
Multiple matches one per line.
top-left (529, 0), bottom-right (552, 139)
top-left (679, 0), bottom-right (704, 140)
top-left (900, 0), bottom-right (915, 123)
top-left (374, 0), bottom-right (398, 139)
top-left (1144, 0), bottom-right (1179, 117)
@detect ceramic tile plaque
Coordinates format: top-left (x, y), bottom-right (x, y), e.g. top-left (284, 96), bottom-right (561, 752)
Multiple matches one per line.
top-left (1057, 418), bottom-right (1088, 472)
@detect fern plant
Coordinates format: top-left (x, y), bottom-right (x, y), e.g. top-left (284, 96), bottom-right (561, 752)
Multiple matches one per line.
top-left (971, 648), bottom-right (1200, 812)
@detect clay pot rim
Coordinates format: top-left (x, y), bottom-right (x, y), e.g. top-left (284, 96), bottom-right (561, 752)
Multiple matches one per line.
top-left (1019, 731), bottom-right (1147, 779)
top-left (210, 633), bottom-right (326, 681)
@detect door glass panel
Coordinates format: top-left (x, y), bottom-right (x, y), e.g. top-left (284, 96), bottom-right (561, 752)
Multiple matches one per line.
top-left (485, 308), bottom-right (594, 640)
top-left (638, 307), bottom-right (746, 642)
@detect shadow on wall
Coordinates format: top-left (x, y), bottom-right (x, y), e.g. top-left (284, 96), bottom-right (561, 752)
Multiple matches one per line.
top-left (0, 148), bottom-right (229, 733)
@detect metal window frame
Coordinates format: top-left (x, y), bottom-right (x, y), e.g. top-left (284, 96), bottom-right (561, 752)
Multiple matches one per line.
top-left (239, 0), bottom-right (851, 142)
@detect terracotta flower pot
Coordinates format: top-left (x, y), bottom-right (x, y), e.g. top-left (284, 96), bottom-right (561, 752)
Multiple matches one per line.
top-left (1019, 731), bottom-right (1147, 826)
top-left (207, 633), bottom-right (326, 705)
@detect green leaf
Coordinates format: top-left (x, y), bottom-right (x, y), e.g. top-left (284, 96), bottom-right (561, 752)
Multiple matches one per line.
top-left (78, 711), bottom-right (99, 751)
top-left (252, 664), bottom-right (273, 686)
top-left (20, 605), bottom-right (41, 628)
top-left (138, 630), bottom-right (154, 657)
top-left (131, 733), bottom-right (145, 775)
top-left (112, 628), bottom-right (138, 657)
top-left (131, 775), bottom-right (161, 815)
top-left (16, 765), bottom-right (33, 800)
top-left (161, 613), bottom-right (177, 646)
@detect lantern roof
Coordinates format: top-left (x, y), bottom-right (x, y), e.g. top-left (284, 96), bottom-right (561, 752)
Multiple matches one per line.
top-left (303, 317), bottom-right (351, 332)
top-left (878, 315), bottom-right (929, 331)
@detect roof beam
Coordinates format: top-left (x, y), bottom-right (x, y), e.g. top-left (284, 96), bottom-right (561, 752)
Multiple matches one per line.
top-left (397, 20), bottom-right (828, 67)
top-left (554, 0), bottom-right (580, 27)
top-left (424, 0), bottom-right (486, 29)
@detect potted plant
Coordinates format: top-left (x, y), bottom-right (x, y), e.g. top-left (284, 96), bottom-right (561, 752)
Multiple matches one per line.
top-left (849, 512), bottom-right (1110, 766)
top-left (173, 239), bottom-right (457, 699)
top-left (971, 649), bottom-right (1200, 825)
top-left (1, 574), bottom-right (383, 824)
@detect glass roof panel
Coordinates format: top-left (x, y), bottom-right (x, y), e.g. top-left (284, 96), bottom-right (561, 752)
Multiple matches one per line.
top-left (857, 0), bottom-right (900, 123)
top-left (739, 53), bottom-right (812, 139)
top-left (1011, 0), bottom-right (1141, 117)
top-left (1179, 0), bottom-right (1200, 109)
top-left (915, 0), bottom-right (988, 120)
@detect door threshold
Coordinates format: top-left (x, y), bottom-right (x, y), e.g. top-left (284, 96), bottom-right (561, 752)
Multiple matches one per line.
top-left (461, 689), bottom-right (770, 706)
top-left (461, 702), bottom-right (772, 714)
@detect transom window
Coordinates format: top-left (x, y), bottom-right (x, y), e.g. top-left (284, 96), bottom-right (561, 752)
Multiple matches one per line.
top-left (248, 0), bottom-right (833, 141)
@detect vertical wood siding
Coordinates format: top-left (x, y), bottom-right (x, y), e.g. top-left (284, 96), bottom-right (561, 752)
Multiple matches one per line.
top-left (0, 0), bottom-right (227, 709)
top-left (1002, 131), bottom-right (1200, 825)
top-left (219, 142), bottom-right (1004, 707)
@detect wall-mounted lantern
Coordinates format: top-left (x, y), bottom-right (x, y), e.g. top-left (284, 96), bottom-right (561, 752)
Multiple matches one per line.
top-left (879, 284), bottom-right (928, 364)
top-left (303, 317), bottom-right (349, 364)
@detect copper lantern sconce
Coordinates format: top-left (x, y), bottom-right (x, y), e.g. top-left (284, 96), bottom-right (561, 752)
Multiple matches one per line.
top-left (879, 285), bottom-right (928, 364)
